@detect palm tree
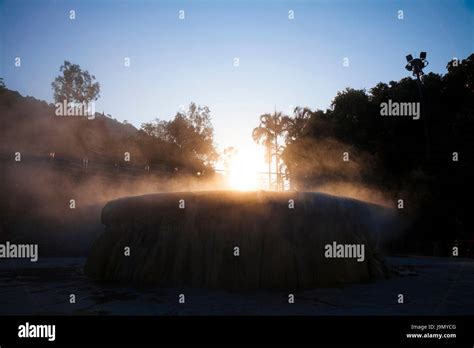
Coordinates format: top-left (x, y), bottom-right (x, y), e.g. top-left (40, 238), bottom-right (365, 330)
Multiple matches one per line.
top-left (287, 106), bottom-right (312, 143)
top-left (252, 111), bottom-right (290, 190)
top-left (278, 107), bottom-right (313, 190)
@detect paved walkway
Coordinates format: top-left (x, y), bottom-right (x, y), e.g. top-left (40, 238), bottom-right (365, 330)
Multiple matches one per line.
top-left (0, 256), bottom-right (473, 315)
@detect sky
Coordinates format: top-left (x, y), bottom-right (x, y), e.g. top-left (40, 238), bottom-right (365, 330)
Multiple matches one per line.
top-left (1, 0), bottom-right (473, 170)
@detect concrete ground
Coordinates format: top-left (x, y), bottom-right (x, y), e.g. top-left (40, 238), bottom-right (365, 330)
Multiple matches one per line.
top-left (0, 256), bottom-right (473, 315)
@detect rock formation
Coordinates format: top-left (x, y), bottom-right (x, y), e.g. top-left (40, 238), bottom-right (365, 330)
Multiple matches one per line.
top-left (85, 191), bottom-right (395, 290)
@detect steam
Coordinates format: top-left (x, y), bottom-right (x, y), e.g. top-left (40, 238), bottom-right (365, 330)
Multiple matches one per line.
top-left (0, 92), bottom-right (412, 258)
top-left (2, 164), bottom-right (229, 220)
top-left (284, 137), bottom-right (403, 208)
top-left (315, 182), bottom-right (394, 208)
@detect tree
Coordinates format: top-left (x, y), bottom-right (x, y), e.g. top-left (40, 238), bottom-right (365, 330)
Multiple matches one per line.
top-left (263, 54), bottom-right (474, 250)
top-left (330, 88), bottom-right (372, 146)
top-left (286, 106), bottom-right (312, 143)
top-left (252, 111), bottom-right (290, 190)
top-left (51, 61), bottom-right (100, 104)
top-left (140, 102), bottom-right (218, 171)
top-left (0, 77), bottom-right (6, 95)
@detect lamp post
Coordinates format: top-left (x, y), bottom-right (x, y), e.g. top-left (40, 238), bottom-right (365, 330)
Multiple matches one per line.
top-left (405, 52), bottom-right (430, 158)
top-left (405, 52), bottom-right (428, 80)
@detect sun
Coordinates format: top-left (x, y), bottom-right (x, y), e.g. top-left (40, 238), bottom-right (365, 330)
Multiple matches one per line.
top-left (227, 149), bottom-right (262, 191)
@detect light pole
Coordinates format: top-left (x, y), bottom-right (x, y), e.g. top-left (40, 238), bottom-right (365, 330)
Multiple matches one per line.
top-left (405, 52), bottom-right (430, 158)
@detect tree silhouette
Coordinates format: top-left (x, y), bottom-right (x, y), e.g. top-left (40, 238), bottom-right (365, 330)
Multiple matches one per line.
top-left (286, 106), bottom-right (312, 143)
top-left (276, 54), bottom-right (474, 249)
top-left (51, 61), bottom-right (100, 104)
top-left (141, 102), bottom-right (218, 172)
top-left (252, 111), bottom-right (290, 190)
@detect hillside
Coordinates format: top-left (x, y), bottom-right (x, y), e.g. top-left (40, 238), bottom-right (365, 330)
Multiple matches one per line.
top-left (0, 88), bottom-right (146, 164)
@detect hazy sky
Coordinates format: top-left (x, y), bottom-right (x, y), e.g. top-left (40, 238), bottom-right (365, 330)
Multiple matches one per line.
top-left (1, 0), bottom-right (473, 164)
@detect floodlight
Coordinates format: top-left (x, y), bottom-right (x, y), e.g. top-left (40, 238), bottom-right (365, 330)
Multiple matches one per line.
top-left (405, 52), bottom-right (428, 79)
